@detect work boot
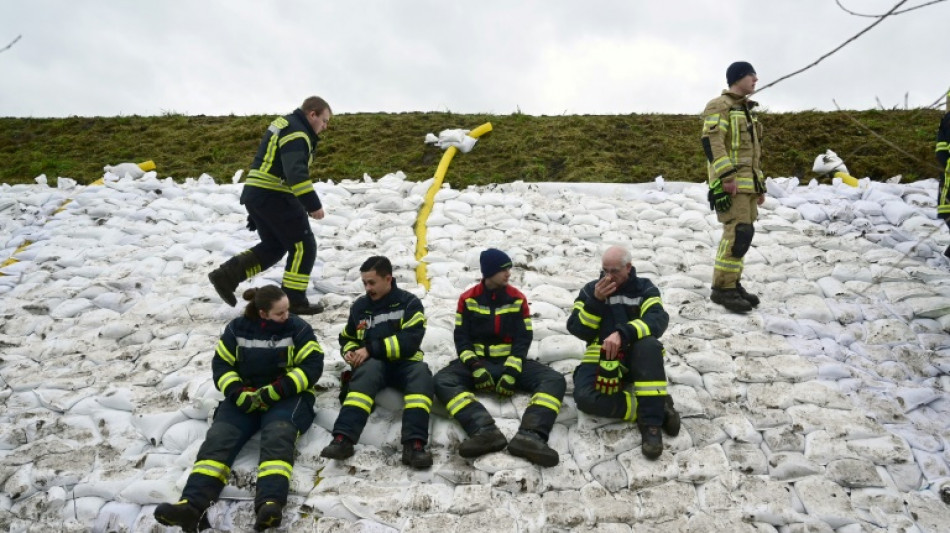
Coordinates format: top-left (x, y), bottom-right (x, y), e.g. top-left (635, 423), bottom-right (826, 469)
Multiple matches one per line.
top-left (401, 439), bottom-right (433, 469)
top-left (458, 426), bottom-right (508, 458)
top-left (710, 288), bottom-right (753, 313)
top-left (735, 282), bottom-right (760, 307)
top-left (288, 300), bottom-right (325, 315)
top-left (639, 424), bottom-right (663, 460)
top-left (507, 432), bottom-right (559, 467)
top-left (944, 244), bottom-right (950, 259)
top-left (208, 259), bottom-right (243, 307)
top-left (154, 500), bottom-right (209, 533)
top-left (320, 434), bottom-right (355, 460)
top-left (254, 501), bottom-right (282, 531)
top-left (662, 396), bottom-right (681, 437)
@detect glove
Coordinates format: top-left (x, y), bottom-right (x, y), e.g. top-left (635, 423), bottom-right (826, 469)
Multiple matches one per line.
top-left (229, 387), bottom-right (261, 414)
top-left (257, 380), bottom-right (285, 408)
top-left (708, 179), bottom-right (732, 213)
top-left (495, 373), bottom-right (517, 397)
top-left (594, 360), bottom-right (623, 395)
top-left (471, 363), bottom-right (495, 393)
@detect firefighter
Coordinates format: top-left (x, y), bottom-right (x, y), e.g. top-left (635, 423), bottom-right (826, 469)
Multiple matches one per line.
top-left (434, 248), bottom-right (565, 467)
top-left (154, 285), bottom-right (324, 532)
top-left (936, 90), bottom-right (950, 258)
top-left (208, 96), bottom-right (331, 315)
top-left (320, 256), bottom-right (434, 469)
top-left (702, 61), bottom-right (766, 313)
top-left (568, 246), bottom-right (680, 460)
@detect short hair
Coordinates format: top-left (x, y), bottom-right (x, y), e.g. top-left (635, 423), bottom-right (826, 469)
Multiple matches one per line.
top-left (360, 255), bottom-right (392, 277)
top-left (301, 96), bottom-right (331, 116)
top-left (242, 285), bottom-right (286, 319)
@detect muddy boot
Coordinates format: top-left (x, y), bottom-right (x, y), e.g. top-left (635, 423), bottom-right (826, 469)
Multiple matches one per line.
top-left (711, 288), bottom-right (752, 313)
top-left (662, 396), bottom-right (681, 437)
top-left (320, 434), bottom-right (355, 460)
top-left (507, 432), bottom-right (559, 467)
top-left (254, 501), bottom-right (282, 531)
top-left (639, 424), bottom-right (663, 460)
top-left (401, 439), bottom-right (433, 469)
top-left (208, 252), bottom-right (258, 306)
top-left (458, 426), bottom-right (507, 458)
top-left (735, 282), bottom-right (760, 307)
top-left (289, 300), bottom-right (325, 315)
top-left (154, 500), bottom-right (209, 533)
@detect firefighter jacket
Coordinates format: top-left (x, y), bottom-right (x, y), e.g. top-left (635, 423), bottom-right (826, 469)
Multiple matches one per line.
top-left (212, 315), bottom-right (324, 398)
top-left (243, 108), bottom-right (323, 213)
top-left (339, 281), bottom-right (427, 362)
top-left (567, 269), bottom-right (669, 364)
top-left (454, 281), bottom-right (533, 375)
top-left (702, 90), bottom-right (765, 194)
top-left (936, 111), bottom-right (950, 218)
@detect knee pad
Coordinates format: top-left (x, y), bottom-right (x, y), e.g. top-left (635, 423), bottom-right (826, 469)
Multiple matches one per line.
top-left (732, 223), bottom-right (755, 258)
top-left (198, 422), bottom-right (245, 460)
top-left (260, 421), bottom-right (297, 460)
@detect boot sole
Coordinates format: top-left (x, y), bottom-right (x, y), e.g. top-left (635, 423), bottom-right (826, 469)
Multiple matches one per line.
top-left (508, 444), bottom-right (559, 467)
top-left (458, 436), bottom-right (507, 458)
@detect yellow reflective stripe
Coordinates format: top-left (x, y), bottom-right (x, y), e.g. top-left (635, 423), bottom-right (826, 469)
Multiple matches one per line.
top-left (291, 181), bottom-right (315, 197)
top-left (715, 259), bottom-right (743, 273)
top-left (504, 356), bottom-right (522, 373)
top-left (384, 336), bottom-right (400, 360)
top-left (447, 392), bottom-right (475, 417)
top-left (529, 392), bottom-right (561, 413)
top-left (496, 302), bottom-right (522, 315)
top-left (278, 131), bottom-right (311, 151)
top-left (641, 297), bottom-right (661, 314)
top-left (282, 271), bottom-right (309, 291)
top-left (634, 381), bottom-right (668, 396)
top-left (342, 341), bottom-right (360, 354)
top-left (573, 302), bottom-right (601, 329)
top-left (193, 460), bottom-right (230, 483)
top-left (939, 205), bottom-right (950, 214)
top-left (735, 177), bottom-right (754, 190)
top-left (408, 351), bottom-right (424, 362)
top-left (936, 141), bottom-right (948, 152)
top-left (290, 241), bottom-right (304, 275)
top-left (712, 156), bottom-right (732, 174)
top-left (488, 344), bottom-right (512, 358)
top-left (455, 312), bottom-right (463, 326)
top-left (703, 114), bottom-right (720, 131)
top-left (294, 340), bottom-right (322, 365)
top-left (464, 299), bottom-right (491, 314)
top-left (628, 319), bottom-right (651, 339)
top-left (524, 317), bottom-right (533, 331)
top-left (459, 349), bottom-right (477, 364)
top-left (217, 371), bottom-right (240, 393)
top-left (402, 311), bottom-right (426, 329)
top-left (258, 460), bottom-right (293, 480)
top-left (581, 344), bottom-right (601, 364)
top-left (404, 394), bottom-right (432, 412)
top-left (286, 367), bottom-right (308, 393)
top-left (343, 391), bottom-right (374, 414)
top-left (216, 340), bottom-right (236, 365)
top-left (623, 392), bottom-right (637, 422)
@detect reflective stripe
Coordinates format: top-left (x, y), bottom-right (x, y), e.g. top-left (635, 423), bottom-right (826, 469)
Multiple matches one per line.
top-left (278, 131), bottom-right (311, 151)
top-left (634, 380), bottom-right (668, 397)
top-left (628, 319), bottom-right (651, 339)
top-left (713, 156), bottom-right (732, 175)
top-left (936, 141), bottom-right (948, 152)
top-left (641, 296), bottom-right (661, 314)
top-left (529, 392), bottom-right (561, 413)
top-left (343, 391), bottom-right (374, 414)
top-left (464, 299), bottom-right (491, 314)
top-left (524, 317), bottom-right (533, 331)
top-left (404, 394), bottom-right (432, 412)
top-left (290, 241), bottom-right (304, 275)
top-left (362, 310), bottom-right (405, 329)
top-left (472, 343), bottom-right (512, 358)
top-left (236, 337), bottom-right (293, 349)
top-left (193, 460), bottom-right (230, 483)
top-left (258, 460), bottom-right (293, 480)
top-left (384, 335), bottom-right (400, 360)
top-left (715, 239), bottom-right (743, 273)
top-left (495, 302), bottom-right (523, 315)
top-left (290, 180), bottom-right (314, 198)
top-left (459, 349), bottom-right (477, 364)
top-left (606, 295), bottom-right (642, 307)
top-left (341, 341), bottom-right (360, 354)
top-left (455, 312), bottom-right (464, 326)
top-left (216, 340), bottom-right (236, 365)
top-left (294, 340), bottom-right (322, 366)
top-left (217, 370), bottom-right (240, 393)
top-left (573, 301), bottom-right (601, 329)
top-left (581, 344), bottom-right (601, 364)
top-left (402, 311), bottom-right (426, 329)
top-left (504, 356), bottom-right (522, 373)
top-left (447, 391), bottom-right (475, 417)
top-left (286, 367), bottom-right (308, 393)
top-left (623, 391), bottom-right (637, 422)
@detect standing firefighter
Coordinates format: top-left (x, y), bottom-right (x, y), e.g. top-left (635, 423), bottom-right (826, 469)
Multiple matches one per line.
top-left (568, 246), bottom-right (679, 460)
top-left (154, 285), bottom-right (324, 532)
top-left (702, 61), bottom-right (765, 313)
top-left (434, 249), bottom-right (566, 467)
top-left (320, 256), bottom-right (435, 469)
top-left (936, 90), bottom-right (950, 257)
top-left (209, 96), bottom-right (331, 315)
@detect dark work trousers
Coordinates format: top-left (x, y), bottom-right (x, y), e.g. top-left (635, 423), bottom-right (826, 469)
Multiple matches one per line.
top-left (573, 337), bottom-right (667, 426)
top-left (243, 193), bottom-right (317, 305)
top-left (180, 393), bottom-right (315, 510)
top-left (332, 358), bottom-right (433, 444)
top-left (434, 358), bottom-right (566, 441)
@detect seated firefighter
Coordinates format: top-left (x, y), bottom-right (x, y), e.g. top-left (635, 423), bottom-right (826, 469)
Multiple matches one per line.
top-left (434, 248), bottom-right (566, 467)
top-left (154, 285), bottom-right (324, 532)
top-left (567, 246), bottom-right (680, 460)
top-left (320, 256), bottom-right (435, 469)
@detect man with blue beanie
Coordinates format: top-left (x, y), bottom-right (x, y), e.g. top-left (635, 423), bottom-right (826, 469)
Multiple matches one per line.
top-left (434, 248), bottom-right (566, 467)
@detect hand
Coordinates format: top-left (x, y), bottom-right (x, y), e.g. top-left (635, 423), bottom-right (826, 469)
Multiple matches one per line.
top-left (471, 365), bottom-right (495, 392)
top-left (708, 179), bottom-right (733, 212)
top-left (230, 387), bottom-right (261, 414)
top-left (496, 373), bottom-right (517, 397)
top-left (722, 179), bottom-right (738, 196)
top-left (594, 360), bottom-right (623, 395)
top-left (757, 193), bottom-right (765, 206)
top-left (309, 208), bottom-right (325, 220)
top-left (601, 331), bottom-right (623, 360)
top-left (594, 275), bottom-right (617, 301)
top-left (257, 381), bottom-right (284, 408)
top-left (344, 348), bottom-right (369, 368)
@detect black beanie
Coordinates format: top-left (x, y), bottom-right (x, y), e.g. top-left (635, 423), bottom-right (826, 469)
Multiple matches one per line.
top-left (480, 248), bottom-right (512, 278)
top-left (726, 61), bottom-right (756, 86)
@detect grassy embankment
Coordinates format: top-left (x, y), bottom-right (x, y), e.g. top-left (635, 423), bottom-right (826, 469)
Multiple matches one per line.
top-left (0, 110), bottom-right (943, 187)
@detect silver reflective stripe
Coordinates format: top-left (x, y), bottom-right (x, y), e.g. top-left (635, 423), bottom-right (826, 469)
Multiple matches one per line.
top-left (236, 337), bottom-right (294, 348)
top-left (366, 310), bottom-right (405, 329)
top-left (268, 124), bottom-right (281, 134)
top-left (607, 295), bottom-right (642, 306)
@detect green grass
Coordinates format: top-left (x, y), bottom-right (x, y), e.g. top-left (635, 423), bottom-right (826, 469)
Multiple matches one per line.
top-left (0, 110), bottom-right (943, 186)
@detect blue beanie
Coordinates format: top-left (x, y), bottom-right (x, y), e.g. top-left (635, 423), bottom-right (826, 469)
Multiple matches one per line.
top-left (726, 61), bottom-right (756, 86)
top-left (480, 248), bottom-right (512, 278)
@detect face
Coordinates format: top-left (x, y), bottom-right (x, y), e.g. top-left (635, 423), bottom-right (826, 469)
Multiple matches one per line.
top-left (601, 255), bottom-right (631, 286)
top-left (484, 268), bottom-right (511, 290)
top-left (308, 109), bottom-right (331, 134)
top-left (733, 72), bottom-right (758, 96)
top-left (361, 270), bottom-right (393, 301)
top-left (259, 296), bottom-right (290, 323)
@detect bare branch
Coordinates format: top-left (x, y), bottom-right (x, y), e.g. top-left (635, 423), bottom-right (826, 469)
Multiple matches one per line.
top-left (835, 0), bottom-right (947, 18)
top-left (0, 35), bottom-right (21, 54)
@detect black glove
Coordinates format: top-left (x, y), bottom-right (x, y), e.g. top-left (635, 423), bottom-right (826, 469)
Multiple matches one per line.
top-left (594, 360), bottom-right (624, 395)
top-left (229, 387), bottom-right (262, 414)
top-left (257, 380), bottom-right (285, 408)
top-left (469, 361), bottom-right (495, 392)
top-left (708, 179), bottom-right (732, 213)
top-left (495, 372), bottom-right (517, 397)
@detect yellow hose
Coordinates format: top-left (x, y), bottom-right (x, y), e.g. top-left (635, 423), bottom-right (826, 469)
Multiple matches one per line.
top-left (413, 123), bottom-right (492, 289)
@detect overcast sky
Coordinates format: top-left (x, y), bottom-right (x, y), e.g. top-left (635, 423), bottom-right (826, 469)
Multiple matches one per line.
top-left (1, 1), bottom-right (947, 118)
